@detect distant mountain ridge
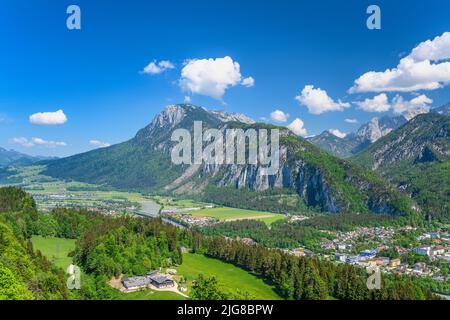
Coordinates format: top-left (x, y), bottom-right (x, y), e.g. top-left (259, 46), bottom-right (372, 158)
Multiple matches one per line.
top-left (0, 147), bottom-right (56, 167)
top-left (307, 104), bottom-right (449, 159)
top-left (352, 112), bottom-right (449, 221)
top-left (42, 104), bottom-right (418, 217)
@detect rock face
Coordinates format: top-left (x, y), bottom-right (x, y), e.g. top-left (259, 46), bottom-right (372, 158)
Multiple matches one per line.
top-left (354, 113), bottom-right (450, 170)
top-left (209, 110), bottom-right (255, 124)
top-left (44, 103), bottom-right (416, 216)
top-left (357, 117), bottom-right (403, 143)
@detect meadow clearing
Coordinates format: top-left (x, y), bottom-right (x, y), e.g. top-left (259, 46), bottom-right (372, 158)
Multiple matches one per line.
top-left (175, 253), bottom-right (282, 300)
top-left (191, 207), bottom-right (285, 225)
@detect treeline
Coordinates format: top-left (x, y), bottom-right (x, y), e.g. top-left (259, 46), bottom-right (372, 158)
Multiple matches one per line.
top-left (201, 220), bottom-right (328, 250)
top-left (200, 237), bottom-right (437, 300)
top-left (299, 213), bottom-right (400, 232)
top-left (201, 186), bottom-right (311, 214)
top-left (73, 216), bottom-right (188, 278)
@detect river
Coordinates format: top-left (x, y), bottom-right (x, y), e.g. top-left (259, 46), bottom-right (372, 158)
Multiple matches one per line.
top-left (136, 200), bottom-right (186, 229)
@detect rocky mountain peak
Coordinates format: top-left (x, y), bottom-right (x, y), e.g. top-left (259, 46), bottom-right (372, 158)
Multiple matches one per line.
top-left (403, 107), bottom-right (429, 121)
top-left (209, 109), bottom-right (255, 124)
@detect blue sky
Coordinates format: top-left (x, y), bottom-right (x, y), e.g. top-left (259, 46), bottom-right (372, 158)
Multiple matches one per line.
top-left (1, 0), bottom-right (450, 156)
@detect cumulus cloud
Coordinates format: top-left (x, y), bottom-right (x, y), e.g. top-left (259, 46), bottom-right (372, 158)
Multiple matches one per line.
top-left (270, 109), bottom-right (289, 122)
top-left (184, 96), bottom-right (191, 103)
top-left (409, 32), bottom-right (450, 62)
top-left (355, 93), bottom-right (391, 112)
top-left (328, 129), bottom-right (347, 139)
top-left (355, 93), bottom-right (433, 114)
top-left (142, 60), bottom-right (175, 74)
top-left (241, 76), bottom-right (255, 87)
top-left (349, 32), bottom-right (450, 93)
top-left (295, 85), bottom-right (350, 114)
top-left (287, 118), bottom-right (308, 137)
top-left (391, 94), bottom-right (433, 114)
top-left (29, 110), bottom-right (67, 125)
top-left (90, 140), bottom-right (111, 148)
top-left (179, 56), bottom-right (253, 99)
top-left (10, 137), bottom-right (66, 148)
top-left (345, 118), bottom-right (359, 124)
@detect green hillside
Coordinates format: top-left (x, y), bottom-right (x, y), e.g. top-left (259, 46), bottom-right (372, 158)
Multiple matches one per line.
top-left (352, 113), bottom-right (450, 221)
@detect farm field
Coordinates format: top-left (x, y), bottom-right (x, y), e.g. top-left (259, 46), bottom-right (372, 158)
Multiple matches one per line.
top-left (176, 253), bottom-right (282, 300)
top-left (191, 207), bottom-right (284, 225)
top-left (31, 236), bottom-right (76, 269)
top-left (152, 196), bottom-right (211, 209)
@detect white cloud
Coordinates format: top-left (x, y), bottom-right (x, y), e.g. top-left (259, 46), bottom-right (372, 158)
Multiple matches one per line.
top-left (345, 118), bottom-right (359, 124)
top-left (142, 60), bottom-right (175, 74)
top-left (270, 109), bottom-right (289, 122)
top-left (184, 96), bottom-right (191, 103)
top-left (295, 85), bottom-right (350, 115)
top-left (392, 94), bottom-right (433, 114)
top-left (328, 129), bottom-right (347, 139)
top-left (90, 140), bottom-right (111, 148)
top-left (179, 56), bottom-right (253, 99)
top-left (287, 118), bottom-right (308, 137)
top-left (355, 93), bottom-right (433, 114)
top-left (355, 93), bottom-right (391, 112)
top-left (10, 137), bottom-right (66, 148)
top-left (409, 32), bottom-right (450, 62)
top-left (29, 109), bottom-right (67, 125)
top-left (349, 32), bottom-right (450, 93)
top-left (241, 76), bottom-right (255, 87)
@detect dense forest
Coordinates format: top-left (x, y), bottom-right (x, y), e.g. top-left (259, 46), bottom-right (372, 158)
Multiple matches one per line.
top-left (201, 219), bottom-right (328, 250)
top-left (199, 236), bottom-right (437, 300)
top-left (0, 187), bottom-right (69, 300)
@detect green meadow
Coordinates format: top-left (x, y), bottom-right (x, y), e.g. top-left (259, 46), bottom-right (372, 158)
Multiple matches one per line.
top-left (176, 253), bottom-right (282, 300)
top-left (191, 207), bottom-right (284, 225)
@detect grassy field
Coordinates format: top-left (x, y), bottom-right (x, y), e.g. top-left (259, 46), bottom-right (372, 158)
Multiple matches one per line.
top-left (176, 253), bottom-right (282, 300)
top-left (152, 196), bottom-right (211, 209)
top-left (31, 236), bottom-right (76, 269)
top-left (191, 207), bottom-right (284, 225)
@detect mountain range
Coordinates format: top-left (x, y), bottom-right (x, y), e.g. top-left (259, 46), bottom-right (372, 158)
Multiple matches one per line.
top-left (0, 147), bottom-right (56, 167)
top-left (352, 112), bottom-right (449, 221)
top-left (42, 104), bottom-right (418, 217)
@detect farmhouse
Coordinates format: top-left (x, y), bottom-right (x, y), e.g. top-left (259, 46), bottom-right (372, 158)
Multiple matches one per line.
top-left (122, 276), bottom-right (150, 291)
top-left (122, 271), bottom-right (175, 291)
top-left (147, 271), bottom-right (175, 289)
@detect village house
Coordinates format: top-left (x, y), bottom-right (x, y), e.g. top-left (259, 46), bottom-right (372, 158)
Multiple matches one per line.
top-left (432, 245), bottom-right (446, 256)
top-left (122, 271), bottom-right (175, 291)
top-left (367, 257), bottom-right (389, 266)
top-left (389, 258), bottom-right (401, 267)
top-left (414, 245), bottom-right (432, 257)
